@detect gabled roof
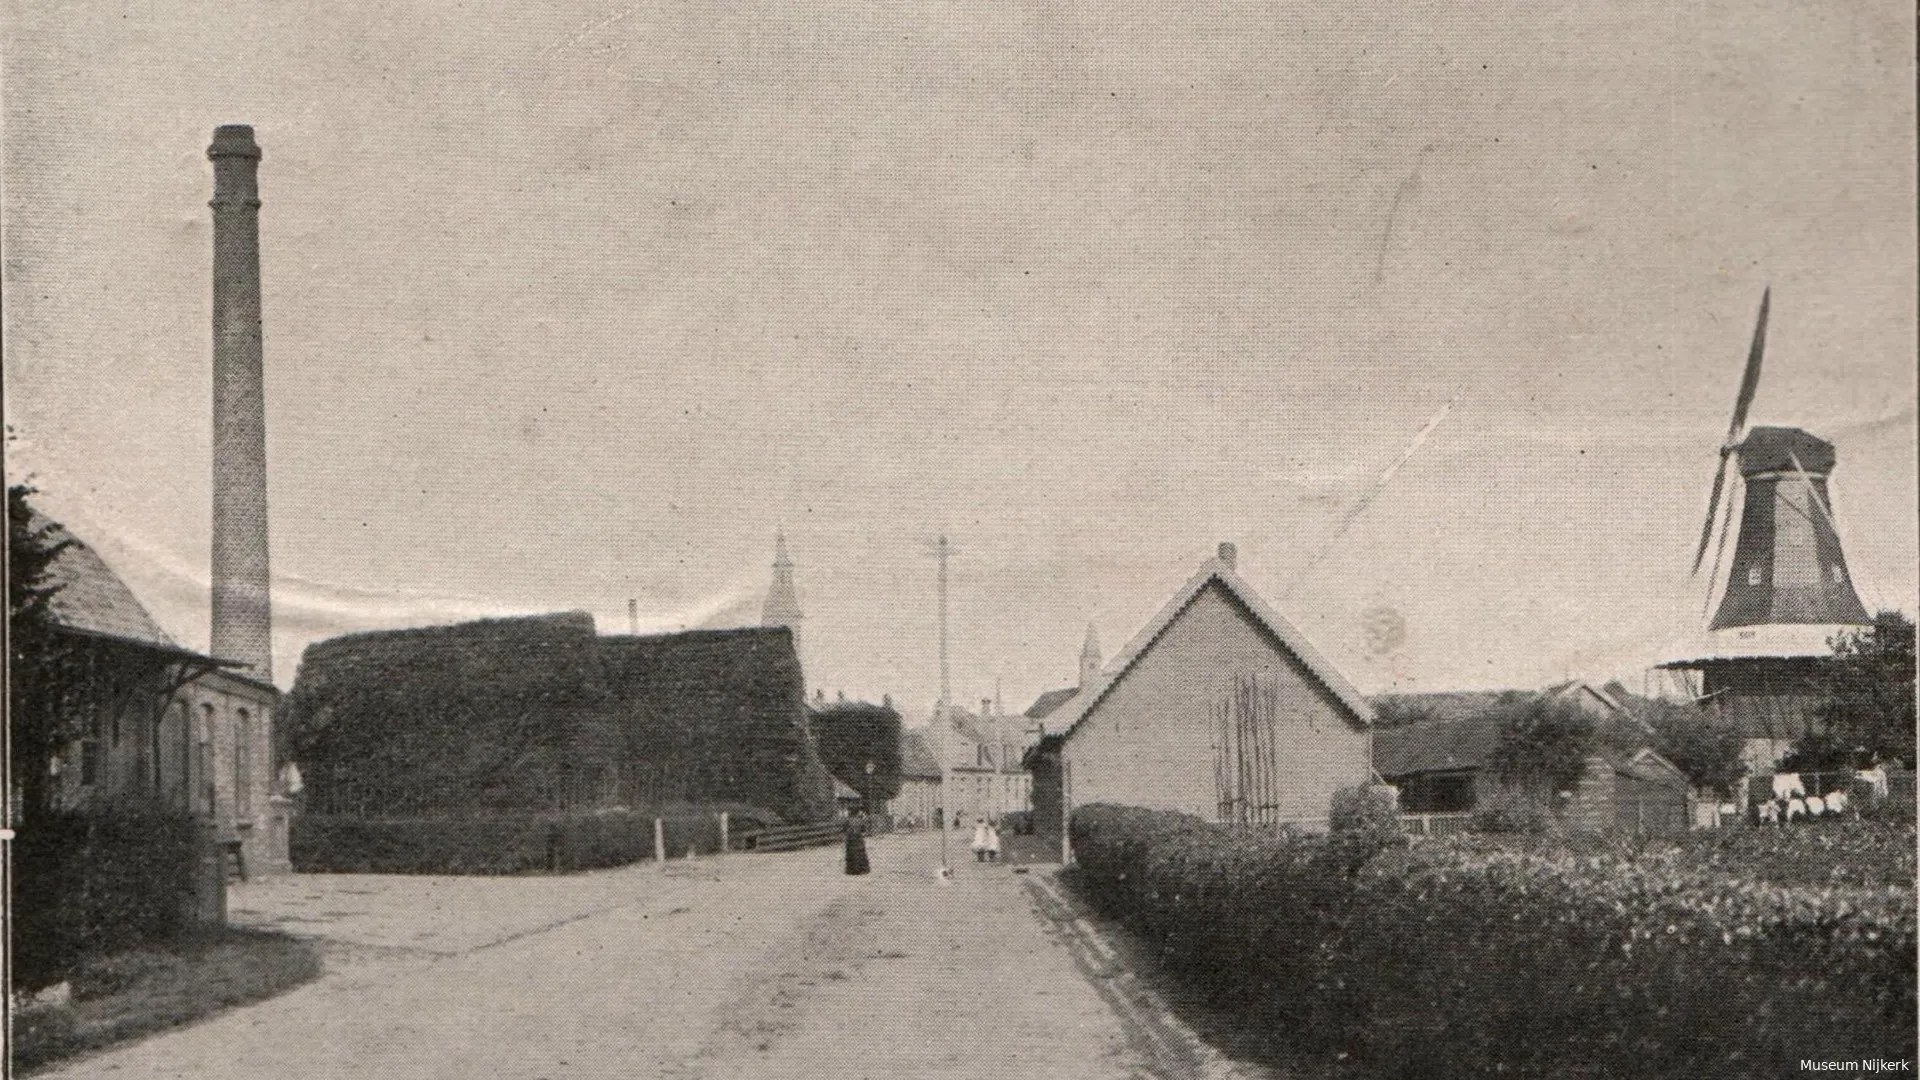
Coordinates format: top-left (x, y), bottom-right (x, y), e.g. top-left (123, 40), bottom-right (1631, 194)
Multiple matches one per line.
top-left (34, 516), bottom-right (181, 649)
top-left (1024, 686), bottom-right (1079, 721)
top-left (899, 729), bottom-right (943, 780)
top-left (1053, 553), bottom-right (1373, 743)
top-left (29, 514), bottom-right (236, 669)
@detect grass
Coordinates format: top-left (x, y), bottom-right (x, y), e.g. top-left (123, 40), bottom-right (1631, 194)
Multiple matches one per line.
top-left (12, 928), bottom-right (324, 1074)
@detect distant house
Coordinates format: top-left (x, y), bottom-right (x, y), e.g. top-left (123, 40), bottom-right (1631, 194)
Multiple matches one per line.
top-left (1053, 543), bottom-right (1373, 845)
top-left (895, 728), bottom-right (943, 828)
top-left (29, 515), bottom-right (290, 878)
top-left (930, 696), bottom-right (1035, 827)
top-left (1372, 683), bottom-right (1689, 834)
top-left (286, 616), bottom-right (836, 826)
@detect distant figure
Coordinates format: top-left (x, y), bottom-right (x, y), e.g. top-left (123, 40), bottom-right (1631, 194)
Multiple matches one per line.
top-left (971, 819), bottom-right (990, 863)
top-left (844, 810), bottom-right (871, 876)
top-left (985, 821), bottom-right (1002, 863)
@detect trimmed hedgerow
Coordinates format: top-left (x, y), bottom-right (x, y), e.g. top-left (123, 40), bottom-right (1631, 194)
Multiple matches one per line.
top-left (291, 808), bottom-right (749, 875)
top-left (10, 805), bottom-right (204, 993)
top-left (1068, 804), bottom-right (1916, 1080)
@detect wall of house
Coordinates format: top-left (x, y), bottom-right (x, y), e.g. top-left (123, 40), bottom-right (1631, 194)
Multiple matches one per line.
top-left (1061, 582), bottom-right (1369, 826)
top-left (894, 777), bottom-right (940, 828)
top-left (176, 672), bottom-right (288, 875)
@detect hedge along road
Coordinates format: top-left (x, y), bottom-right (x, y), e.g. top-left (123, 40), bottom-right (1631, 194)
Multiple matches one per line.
top-left (34, 830), bottom-right (1242, 1080)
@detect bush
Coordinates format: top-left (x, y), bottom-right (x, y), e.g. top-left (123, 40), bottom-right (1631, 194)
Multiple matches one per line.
top-left (291, 808), bottom-right (743, 875)
top-left (1066, 803), bottom-right (1916, 1080)
top-left (1469, 787), bottom-right (1564, 836)
top-left (10, 805), bottom-right (204, 993)
top-left (1329, 783), bottom-right (1399, 834)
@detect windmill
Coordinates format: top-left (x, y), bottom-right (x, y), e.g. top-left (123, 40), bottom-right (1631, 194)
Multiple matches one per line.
top-left (1660, 289), bottom-right (1873, 759)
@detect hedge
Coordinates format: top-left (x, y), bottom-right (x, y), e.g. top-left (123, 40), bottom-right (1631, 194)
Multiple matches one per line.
top-left (11, 805), bottom-right (204, 993)
top-left (1068, 804), bottom-right (1916, 1080)
top-left (291, 808), bottom-right (754, 875)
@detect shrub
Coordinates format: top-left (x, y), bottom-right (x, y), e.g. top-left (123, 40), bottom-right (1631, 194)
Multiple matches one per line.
top-left (1066, 803), bottom-right (1916, 1080)
top-left (1469, 787), bottom-right (1564, 836)
top-left (1329, 783), bottom-right (1399, 834)
top-left (291, 808), bottom-right (743, 875)
top-left (10, 804), bottom-right (204, 993)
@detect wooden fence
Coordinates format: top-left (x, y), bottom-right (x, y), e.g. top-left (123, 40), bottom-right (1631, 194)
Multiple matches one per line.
top-left (730, 821), bottom-right (844, 853)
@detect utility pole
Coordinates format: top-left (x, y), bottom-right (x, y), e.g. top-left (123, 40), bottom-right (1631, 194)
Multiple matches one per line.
top-left (937, 535), bottom-right (951, 711)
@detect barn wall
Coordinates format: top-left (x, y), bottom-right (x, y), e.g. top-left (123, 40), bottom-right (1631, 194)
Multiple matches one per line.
top-left (1061, 582), bottom-right (1368, 825)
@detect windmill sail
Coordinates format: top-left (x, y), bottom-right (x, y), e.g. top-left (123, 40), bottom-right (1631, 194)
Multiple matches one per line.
top-left (1691, 288), bottom-right (1770, 575)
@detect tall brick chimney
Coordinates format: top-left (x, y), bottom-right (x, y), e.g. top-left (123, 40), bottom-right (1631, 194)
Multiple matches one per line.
top-left (208, 125), bottom-right (272, 680)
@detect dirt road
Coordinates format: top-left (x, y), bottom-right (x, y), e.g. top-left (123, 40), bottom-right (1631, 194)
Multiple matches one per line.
top-left (36, 831), bottom-right (1257, 1079)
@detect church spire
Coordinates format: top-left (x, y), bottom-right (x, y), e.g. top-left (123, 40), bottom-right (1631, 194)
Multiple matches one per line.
top-left (761, 531), bottom-right (804, 653)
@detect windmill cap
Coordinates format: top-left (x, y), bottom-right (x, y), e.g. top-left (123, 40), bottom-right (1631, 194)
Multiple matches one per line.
top-left (1737, 426), bottom-right (1836, 476)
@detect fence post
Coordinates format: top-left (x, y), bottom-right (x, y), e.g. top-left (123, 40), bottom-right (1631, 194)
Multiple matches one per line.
top-left (719, 811), bottom-right (729, 854)
top-left (654, 816), bottom-right (666, 868)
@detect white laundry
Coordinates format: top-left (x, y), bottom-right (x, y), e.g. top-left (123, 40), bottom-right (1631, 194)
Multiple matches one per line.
top-left (1758, 801), bottom-right (1780, 824)
top-left (1806, 795), bottom-right (1826, 816)
top-left (1786, 798), bottom-right (1807, 821)
top-left (1772, 772), bottom-right (1807, 800)
top-left (1825, 789), bottom-right (1849, 816)
top-left (1858, 765), bottom-right (1889, 799)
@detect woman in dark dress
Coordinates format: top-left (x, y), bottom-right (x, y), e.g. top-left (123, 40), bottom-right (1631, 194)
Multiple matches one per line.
top-left (844, 809), bottom-right (871, 875)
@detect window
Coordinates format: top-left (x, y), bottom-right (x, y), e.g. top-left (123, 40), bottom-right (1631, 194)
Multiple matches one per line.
top-left (234, 708), bottom-right (253, 818)
top-left (1746, 566), bottom-right (1763, 586)
top-left (198, 704), bottom-right (217, 814)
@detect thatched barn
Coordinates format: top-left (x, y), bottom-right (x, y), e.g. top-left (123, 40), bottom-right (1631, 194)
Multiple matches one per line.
top-left (285, 615), bottom-right (834, 824)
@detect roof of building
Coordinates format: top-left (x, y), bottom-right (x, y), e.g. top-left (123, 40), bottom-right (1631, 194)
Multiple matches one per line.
top-left (28, 513), bottom-right (237, 667)
top-left (1024, 686), bottom-right (1080, 721)
top-left (25, 512), bottom-right (176, 644)
top-left (1373, 686), bottom-right (1665, 780)
top-left (1053, 551), bottom-right (1374, 743)
top-left (899, 729), bottom-right (943, 780)
top-left (1373, 715), bottom-right (1502, 778)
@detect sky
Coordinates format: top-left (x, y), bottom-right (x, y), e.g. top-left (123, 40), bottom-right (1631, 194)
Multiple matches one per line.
top-left (5, 1), bottom-right (1916, 716)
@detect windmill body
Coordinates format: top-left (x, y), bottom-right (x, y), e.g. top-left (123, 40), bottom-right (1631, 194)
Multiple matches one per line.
top-left (1659, 295), bottom-right (1873, 766)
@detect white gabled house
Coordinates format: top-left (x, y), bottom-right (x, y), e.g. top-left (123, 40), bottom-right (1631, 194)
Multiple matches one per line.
top-left (1053, 543), bottom-right (1374, 857)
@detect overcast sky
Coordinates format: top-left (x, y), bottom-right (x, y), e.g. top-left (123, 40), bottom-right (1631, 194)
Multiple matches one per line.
top-left (6, 1), bottom-right (1915, 714)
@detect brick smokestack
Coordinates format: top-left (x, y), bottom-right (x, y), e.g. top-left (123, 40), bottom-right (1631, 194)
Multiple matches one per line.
top-left (208, 125), bottom-right (272, 680)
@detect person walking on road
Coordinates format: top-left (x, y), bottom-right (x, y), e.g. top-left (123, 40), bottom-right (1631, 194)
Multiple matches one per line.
top-left (984, 820), bottom-right (1002, 863)
top-left (844, 809), bottom-right (871, 876)
top-left (970, 819), bottom-right (990, 863)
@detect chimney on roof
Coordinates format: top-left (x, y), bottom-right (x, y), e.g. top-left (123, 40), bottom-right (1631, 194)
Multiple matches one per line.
top-left (1217, 542), bottom-right (1237, 570)
top-left (208, 124), bottom-right (272, 681)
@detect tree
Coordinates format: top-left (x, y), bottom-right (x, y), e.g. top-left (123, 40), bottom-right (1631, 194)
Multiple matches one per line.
top-left (808, 701), bottom-right (903, 806)
top-left (1485, 696), bottom-right (1596, 799)
top-left (8, 484), bottom-right (82, 820)
top-left (1810, 611), bottom-right (1916, 770)
top-left (1640, 698), bottom-right (1746, 796)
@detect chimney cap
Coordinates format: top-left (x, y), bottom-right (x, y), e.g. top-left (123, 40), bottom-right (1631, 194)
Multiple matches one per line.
top-left (1217, 542), bottom-right (1238, 569)
top-left (208, 125), bottom-right (261, 160)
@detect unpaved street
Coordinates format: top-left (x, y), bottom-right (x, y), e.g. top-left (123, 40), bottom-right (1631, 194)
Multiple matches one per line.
top-left (37, 831), bottom-right (1251, 1080)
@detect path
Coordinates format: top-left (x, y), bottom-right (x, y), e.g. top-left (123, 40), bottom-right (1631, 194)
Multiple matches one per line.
top-left (34, 831), bottom-right (1264, 1079)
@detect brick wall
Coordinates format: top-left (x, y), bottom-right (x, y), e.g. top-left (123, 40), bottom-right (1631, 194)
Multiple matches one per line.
top-left (1062, 582), bottom-right (1369, 825)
